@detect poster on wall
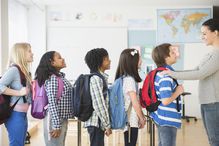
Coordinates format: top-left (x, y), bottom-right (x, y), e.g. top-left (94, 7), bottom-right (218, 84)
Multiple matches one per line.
top-left (157, 8), bottom-right (212, 43)
top-left (47, 9), bottom-right (125, 27)
top-left (128, 19), bottom-right (154, 30)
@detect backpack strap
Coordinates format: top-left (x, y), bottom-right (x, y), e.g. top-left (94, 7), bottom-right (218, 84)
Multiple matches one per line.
top-left (46, 74), bottom-right (64, 100)
top-left (43, 76), bottom-right (64, 110)
top-left (11, 64), bottom-right (27, 103)
top-left (172, 78), bottom-right (180, 112)
top-left (155, 67), bottom-right (180, 112)
top-left (90, 72), bottom-right (108, 99)
top-left (57, 77), bottom-right (64, 100)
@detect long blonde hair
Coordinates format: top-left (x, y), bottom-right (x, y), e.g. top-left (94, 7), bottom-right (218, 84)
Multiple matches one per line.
top-left (9, 43), bottom-right (32, 83)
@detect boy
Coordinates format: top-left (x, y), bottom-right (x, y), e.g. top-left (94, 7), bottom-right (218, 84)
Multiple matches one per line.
top-left (84, 48), bottom-right (112, 146)
top-left (150, 43), bottom-right (184, 146)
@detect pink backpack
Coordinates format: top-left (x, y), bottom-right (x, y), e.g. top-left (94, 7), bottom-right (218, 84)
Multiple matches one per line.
top-left (31, 77), bottom-right (64, 119)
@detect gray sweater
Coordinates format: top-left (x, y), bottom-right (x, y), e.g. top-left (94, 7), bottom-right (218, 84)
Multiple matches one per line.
top-left (0, 66), bottom-right (31, 104)
top-left (170, 48), bottom-right (219, 104)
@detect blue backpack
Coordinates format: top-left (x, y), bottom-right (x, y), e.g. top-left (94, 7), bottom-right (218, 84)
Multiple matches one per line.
top-left (108, 77), bottom-right (127, 129)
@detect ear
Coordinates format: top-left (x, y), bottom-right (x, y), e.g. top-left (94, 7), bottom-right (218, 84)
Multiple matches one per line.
top-left (50, 60), bottom-right (55, 65)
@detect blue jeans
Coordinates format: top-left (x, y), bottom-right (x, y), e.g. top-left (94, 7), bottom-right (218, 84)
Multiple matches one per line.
top-left (157, 125), bottom-right (177, 146)
top-left (201, 102), bottom-right (219, 146)
top-left (4, 111), bottom-right (28, 146)
top-left (43, 115), bottom-right (68, 146)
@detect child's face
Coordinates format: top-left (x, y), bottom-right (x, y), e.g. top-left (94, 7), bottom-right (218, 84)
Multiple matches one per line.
top-left (51, 52), bottom-right (66, 71)
top-left (138, 57), bottom-right (142, 69)
top-left (100, 56), bottom-right (111, 72)
top-left (165, 46), bottom-right (177, 65)
top-left (25, 47), bottom-right (34, 63)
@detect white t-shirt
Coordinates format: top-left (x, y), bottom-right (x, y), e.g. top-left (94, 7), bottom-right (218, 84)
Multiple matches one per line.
top-left (123, 76), bottom-right (139, 131)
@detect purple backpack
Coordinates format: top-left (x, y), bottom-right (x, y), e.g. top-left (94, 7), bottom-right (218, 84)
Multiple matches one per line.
top-left (31, 77), bottom-right (64, 119)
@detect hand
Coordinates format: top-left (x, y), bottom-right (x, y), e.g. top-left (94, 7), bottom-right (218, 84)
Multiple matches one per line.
top-left (160, 69), bottom-right (172, 76)
top-left (176, 85), bottom-right (184, 95)
top-left (139, 117), bottom-right (146, 129)
top-left (19, 87), bottom-right (29, 96)
top-left (50, 129), bottom-right (61, 138)
top-left (105, 128), bottom-right (112, 136)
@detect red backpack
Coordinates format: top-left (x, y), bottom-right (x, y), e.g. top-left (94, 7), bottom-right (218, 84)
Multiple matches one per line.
top-left (140, 67), bottom-right (180, 112)
top-left (140, 67), bottom-right (165, 112)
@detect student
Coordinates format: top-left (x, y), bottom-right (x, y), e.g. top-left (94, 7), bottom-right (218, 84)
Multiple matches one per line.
top-left (34, 51), bottom-right (73, 146)
top-left (115, 48), bottom-right (146, 146)
top-left (163, 18), bottom-right (219, 146)
top-left (84, 48), bottom-right (112, 146)
top-left (0, 43), bottom-right (33, 146)
top-left (150, 43), bottom-right (184, 146)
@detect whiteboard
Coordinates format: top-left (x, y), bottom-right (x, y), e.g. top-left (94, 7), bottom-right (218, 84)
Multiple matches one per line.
top-left (47, 27), bottom-right (128, 83)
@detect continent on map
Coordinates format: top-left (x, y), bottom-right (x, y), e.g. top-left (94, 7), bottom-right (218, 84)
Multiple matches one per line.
top-left (160, 11), bottom-right (180, 37)
top-left (181, 12), bottom-right (208, 33)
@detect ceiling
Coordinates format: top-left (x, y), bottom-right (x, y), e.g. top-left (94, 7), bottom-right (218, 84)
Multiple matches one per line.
top-left (15, 0), bottom-right (219, 7)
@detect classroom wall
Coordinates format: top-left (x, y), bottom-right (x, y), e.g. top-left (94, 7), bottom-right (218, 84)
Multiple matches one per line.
top-left (43, 0), bottom-right (215, 7)
top-left (8, 0), bottom-right (28, 47)
top-left (46, 5), bottom-right (213, 118)
top-left (0, 0), bottom-right (2, 75)
top-left (27, 5), bottom-right (46, 75)
top-left (0, 0), bottom-right (9, 74)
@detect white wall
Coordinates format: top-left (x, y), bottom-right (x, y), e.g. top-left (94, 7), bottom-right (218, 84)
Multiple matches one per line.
top-left (27, 5), bottom-right (46, 76)
top-left (8, 0), bottom-right (28, 48)
top-left (42, 0), bottom-right (215, 7)
top-left (0, 0), bottom-right (9, 74)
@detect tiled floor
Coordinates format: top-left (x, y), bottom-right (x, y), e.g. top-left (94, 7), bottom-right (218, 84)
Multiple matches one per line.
top-left (26, 119), bottom-right (209, 146)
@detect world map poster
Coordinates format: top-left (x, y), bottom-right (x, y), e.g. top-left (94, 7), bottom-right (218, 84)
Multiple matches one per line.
top-left (157, 8), bottom-right (212, 43)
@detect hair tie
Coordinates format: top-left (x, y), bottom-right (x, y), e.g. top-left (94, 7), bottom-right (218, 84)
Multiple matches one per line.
top-left (130, 49), bottom-right (138, 56)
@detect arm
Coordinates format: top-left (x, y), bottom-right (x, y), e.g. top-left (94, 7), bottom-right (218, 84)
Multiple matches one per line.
top-left (161, 85), bottom-right (184, 105)
top-left (0, 67), bottom-right (27, 96)
top-left (45, 75), bottom-right (61, 130)
top-left (90, 76), bottom-right (111, 130)
top-left (124, 77), bottom-right (145, 127)
top-left (158, 76), bottom-right (184, 106)
top-left (128, 91), bottom-right (146, 127)
top-left (171, 51), bottom-right (219, 80)
top-left (2, 87), bottom-right (27, 96)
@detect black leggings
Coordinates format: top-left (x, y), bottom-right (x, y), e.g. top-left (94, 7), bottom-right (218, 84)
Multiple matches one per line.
top-left (87, 126), bottom-right (104, 146)
top-left (124, 127), bottom-right (139, 146)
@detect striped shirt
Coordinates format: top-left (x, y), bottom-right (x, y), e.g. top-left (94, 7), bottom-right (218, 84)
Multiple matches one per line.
top-left (150, 65), bottom-right (182, 128)
top-left (45, 72), bottom-right (73, 129)
top-left (84, 72), bottom-right (111, 130)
